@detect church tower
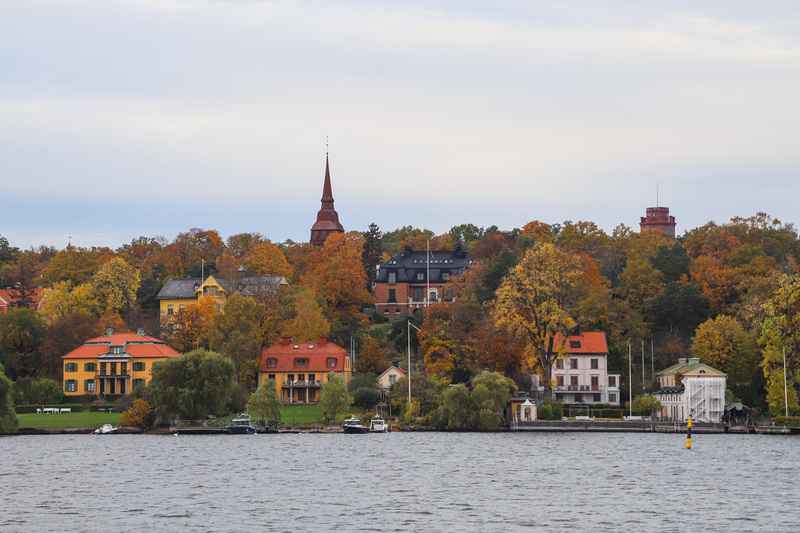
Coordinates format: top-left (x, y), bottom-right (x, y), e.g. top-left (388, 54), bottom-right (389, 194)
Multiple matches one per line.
top-left (310, 155), bottom-right (344, 245)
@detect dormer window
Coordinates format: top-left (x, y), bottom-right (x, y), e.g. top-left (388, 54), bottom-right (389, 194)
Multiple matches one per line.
top-left (327, 358), bottom-right (336, 368)
top-left (110, 346), bottom-right (123, 354)
top-left (296, 358), bottom-right (308, 368)
top-left (570, 341), bottom-right (581, 349)
top-left (267, 358), bottom-right (277, 368)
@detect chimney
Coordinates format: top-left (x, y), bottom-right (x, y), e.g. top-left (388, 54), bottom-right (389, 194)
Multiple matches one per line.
top-left (282, 336), bottom-right (291, 346)
top-left (688, 357), bottom-right (700, 365)
top-left (392, 360), bottom-right (400, 368)
top-left (137, 328), bottom-right (145, 336)
top-left (678, 358), bottom-right (687, 365)
top-left (105, 328), bottom-right (114, 337)
top-left (319, 335), bottom-right (328, 346)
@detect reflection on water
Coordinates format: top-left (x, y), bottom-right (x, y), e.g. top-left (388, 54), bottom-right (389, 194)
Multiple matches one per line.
top-left (1, 432), bottom-right (798, 532)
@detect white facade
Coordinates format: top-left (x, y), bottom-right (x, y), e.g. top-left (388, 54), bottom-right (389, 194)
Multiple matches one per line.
top-left (552, 355), bottom-right (620, 405)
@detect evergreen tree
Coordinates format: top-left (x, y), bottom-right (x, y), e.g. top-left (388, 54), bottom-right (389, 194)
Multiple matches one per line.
top-left (361, 223), bottom-right (384, 292)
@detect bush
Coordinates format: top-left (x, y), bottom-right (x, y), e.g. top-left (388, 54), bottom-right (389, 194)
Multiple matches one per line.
top-left (26, 379), bottom-right (63, 405)
top-left (771, 416), bottom-right (800, 427)
top-left (536, 402), bottom-right (562, 421)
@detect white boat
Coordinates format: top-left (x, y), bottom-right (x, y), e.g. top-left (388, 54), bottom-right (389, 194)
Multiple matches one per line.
top-left (369, 415), bottom-right (390, 432)
top-left (92, 424), bottom-right (117, 434)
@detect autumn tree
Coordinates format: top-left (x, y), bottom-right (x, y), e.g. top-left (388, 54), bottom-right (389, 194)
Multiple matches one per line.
top-left (419, 302), bottom-right (475, 381)
top-left (282, 288), bottom-right (330, 342)
top-left (244, 240), bottom-right (294, 280)
top-left (41, 246), bottom-right (99, 286)
top-left (91, 257), bottom-right (141, 315)
top-left (494, 243), bottom-right (586, 398)
top-left (354, 336), bottom-right (386, 375)
top-left (38, 281), bottom-right (101, 319)
top-left (208, 294), bottom-right (266, 389)
top-left (40, 312), bottom-right (102, 381)
top-left (120, 398), bottom-right (155, 430)
top-left (300, 232), bottom-right (372, 321)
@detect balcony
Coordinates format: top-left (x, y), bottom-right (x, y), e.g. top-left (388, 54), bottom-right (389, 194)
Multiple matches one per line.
top-left (283, 380), bottom-right (322, 388)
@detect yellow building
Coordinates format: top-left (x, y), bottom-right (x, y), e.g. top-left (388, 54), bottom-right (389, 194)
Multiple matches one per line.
top-left (156, 269), bottom-right (288, 317)
top-left (257, 336), bottom-right (351, 404)
top-left (62, 329), bottom-right (180, 396)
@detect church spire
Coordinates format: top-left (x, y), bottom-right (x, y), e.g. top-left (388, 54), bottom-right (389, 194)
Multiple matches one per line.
top-left (310, 153), bottom-right (344, 245)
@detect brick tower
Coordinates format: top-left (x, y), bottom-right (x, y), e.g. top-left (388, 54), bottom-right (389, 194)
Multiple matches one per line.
top-left (640, 207), bottom-right (676, 237)
top-left (310, 155), bottom-right (344, 245)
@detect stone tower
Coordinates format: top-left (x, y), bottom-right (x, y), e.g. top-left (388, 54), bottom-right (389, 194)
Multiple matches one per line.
top-left (310, 155), bottom-right (344, 245)
top-left (640, 206), bottom-right (676, 237)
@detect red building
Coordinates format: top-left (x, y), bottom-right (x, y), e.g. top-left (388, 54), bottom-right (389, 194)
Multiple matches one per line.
top-left (310, 155), bottom-right (344, 246)
top-left (373, 245), bottom-right (472, 318)
top-left (640, 206), bottom-right (676, 237)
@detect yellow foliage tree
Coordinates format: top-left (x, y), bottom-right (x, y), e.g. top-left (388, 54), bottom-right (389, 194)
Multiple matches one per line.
top-left (244, 241), bottom-right (294, 280)
top-left (283, 289), bottom-right (330, 342)
top-left (91, 257), bottom-right (141, 314)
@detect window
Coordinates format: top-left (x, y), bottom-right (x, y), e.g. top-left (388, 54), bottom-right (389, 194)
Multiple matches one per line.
top-left (65, 363), bottom-right (77, 372)
top-left (65, 380), bottom-right (78, 392)
top-left (591, 358), bottom-right (599, 369)
top-left (268, 358), bottom-right (277, 368)
top-left (179, 304), bottom-right (185, 310)
top-left (100, 362), bottom-right (107, 375)
top-left (442, 272), bottom-right (450, 280)
top-left (388, 289), bottom-right (396, 303)
top-left (429, 291), bottom-right (437, 302)
top-left (327, 358), bottom-right (336, 368)
top-left (608, 376), bottom-right (616, 387)
top-left (110, 363), bottom-right (117, 375)
top-left (84, 362), bottom-right (97, 372)
top-left (388, 272), bottom-right (396, 284)
top-left (593, 393), bottom-right (601, 402)
top-left (609, 393), bottom-right (617, 403)
top-left (267, 374), bottom-right (275, 381)
top-left (556, 359), bottom-right (564, 370)
top-left (416, 272), bottom-right (424, 281)
top-left (296, 359), bottom-right (307, 368)
top-left (570, 376), bottom-right (579, 386)
top-left (308, 374), bottom-right (315, 382)
top-left (132, 362), bottom-right (145, 372)
top-left (168, 304), bottom-right (174, 315)
top-left (570, 359), bottom-right (578, 369)
top-left (414, 288), bottom-right (424, 300)
top-left (556, 376), bottom-right (564, 387)
top-left (110, 346), bottom-right (122, 354)
top-left (389, 374), bottom-right (397, 383)
top-left (591, 376), bottom-right (599, 387)
top-left (120, 362), bottom-right (127, 375)
top-left (133, 379), bottom-right (146, 389)
top-left (570, 340), bottom-right (581, 349)
top-left (443, 288), bottom-right (452, 301)
top-left (84, 380), bottom-right (95, 392)
top-left (384, 308), bottom-right (389, 314)
top-left (574, 394), bottom-right (582, 403)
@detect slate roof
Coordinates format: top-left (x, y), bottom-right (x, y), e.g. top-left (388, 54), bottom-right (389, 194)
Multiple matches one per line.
top-left (156, 274), bottom-right (286, 300)
top-left (62, 332), bottom-right (180, 359)
top-left (375, 246), bottom-right (472, 284)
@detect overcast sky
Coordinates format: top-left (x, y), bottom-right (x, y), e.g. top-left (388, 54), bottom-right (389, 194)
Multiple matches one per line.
top-left (2, 0), bottom-right (800, 250)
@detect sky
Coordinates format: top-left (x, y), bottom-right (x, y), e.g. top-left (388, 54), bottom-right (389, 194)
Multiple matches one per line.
top-left (2, 0), bottom-right (800, 251)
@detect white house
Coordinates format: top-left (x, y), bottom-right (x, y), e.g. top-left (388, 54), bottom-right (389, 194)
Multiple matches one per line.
top-left (549, 332), bottom-right (621, 405)
top-left (652, 358), bottom-right (727, 422)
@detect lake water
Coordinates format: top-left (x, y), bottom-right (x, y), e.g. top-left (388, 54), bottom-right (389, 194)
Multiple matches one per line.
top-left (1, 431), bottom-right (798, 532)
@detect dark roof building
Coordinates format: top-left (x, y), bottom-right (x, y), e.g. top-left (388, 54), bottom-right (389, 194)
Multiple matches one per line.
top-left (373, 245), bottom-right (472, 318)
top-left (310, 155), bottom-right (344, 246)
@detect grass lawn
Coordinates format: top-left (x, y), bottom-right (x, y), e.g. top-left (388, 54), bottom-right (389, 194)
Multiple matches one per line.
top-left (280, 403), bottom-right (326, 425)
top-left (17, 412), bottom-right (121, 429)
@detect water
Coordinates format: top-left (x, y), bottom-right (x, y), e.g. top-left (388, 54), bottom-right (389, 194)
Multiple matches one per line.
top-left (1, 432), bottom-right (798, 532)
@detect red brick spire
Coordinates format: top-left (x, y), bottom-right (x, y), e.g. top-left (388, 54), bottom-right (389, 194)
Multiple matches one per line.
top-left (310, 155), bottom-right (344, 245)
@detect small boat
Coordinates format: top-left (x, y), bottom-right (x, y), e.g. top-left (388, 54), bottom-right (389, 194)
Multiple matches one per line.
top-left (369, 415), bottom-right (390, 432)
top-left (226, 414), bottom-right (258, 434)
top-left (92, 424), bottom-right (117, 435)
top-left (343, 415), bottom-right (370, 434)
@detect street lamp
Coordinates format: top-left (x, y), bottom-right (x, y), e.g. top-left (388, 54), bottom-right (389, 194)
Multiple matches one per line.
top-left (407, 320), bottom-right (423, 405)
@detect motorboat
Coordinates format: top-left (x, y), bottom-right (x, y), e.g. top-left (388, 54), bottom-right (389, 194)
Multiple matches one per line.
top-left (369, 415), bottom-right (390, 432)
top-left (92, 424), bottom-right (117, 435)
top-left (226, 414), bottom-right (258, 434)
top-left (343, 415), bottom-right (370, 434)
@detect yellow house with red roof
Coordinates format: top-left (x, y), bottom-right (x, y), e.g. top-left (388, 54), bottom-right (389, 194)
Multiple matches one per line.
top-left (257, 336), bottom-right (351, 404)
top-left (62, 328), bottom-right (180, 396)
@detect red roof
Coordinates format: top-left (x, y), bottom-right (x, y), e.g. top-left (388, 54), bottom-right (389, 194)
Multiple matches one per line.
top-left (62, 332), bottom-right (180, 359)
top-left (259, 336), bottom-right (348, 373)
top-left (549, 332), bottom-right (608, 355)
top-left (0, 288), bottom-right (46, 313)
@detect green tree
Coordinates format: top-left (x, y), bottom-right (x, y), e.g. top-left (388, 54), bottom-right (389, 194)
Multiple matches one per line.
top-left (148, 349), bottom-right (237, 424)
top-left (433, 383), bottom-right (472, 430)
top-left (629, 395), bottom-right (662, 416)
top-left (352, 387), bottom-right (381, 412)
top-left (386, 371), bottom-right (444, 414)
top-left (319, 372), bottom-right (352, 423)
top-left (650, 281), bottom-right (710, 334)
top-left (25, 379), bottom-right (63, 404)
top-left (361, 223), bottom-right (384, 291)
top-left (0, 364), bottom-right (18, 434)
top-left (0, 308), bottom-right (47, 381)
top-left (347, 372), bottom-right (378, 392)
top-left (649, 243), bottom-right (691, 282)
top-left (469, 371), bottom-right (516, 428)
top-left (248, 378), bottom-right (282, 421)
top-left (40, 312), bottom-right (102, 381)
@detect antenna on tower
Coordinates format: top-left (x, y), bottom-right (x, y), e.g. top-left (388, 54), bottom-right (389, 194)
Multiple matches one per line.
top-left (326, 135), bottom-right (329, 156)
top-left (656, 182), bottom-right (659, 208)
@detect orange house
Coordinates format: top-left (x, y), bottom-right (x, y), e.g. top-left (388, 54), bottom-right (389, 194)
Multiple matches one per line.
top-left (257, 336), bottom-right (351, 404)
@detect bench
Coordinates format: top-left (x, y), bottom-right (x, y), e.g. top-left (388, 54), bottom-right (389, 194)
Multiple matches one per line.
top-left (60, 408), bottom-right (71, 413)
top-left (575, 415), bottom-right (594, 421)
top-left (43, 408), bottom-right (57, 414)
